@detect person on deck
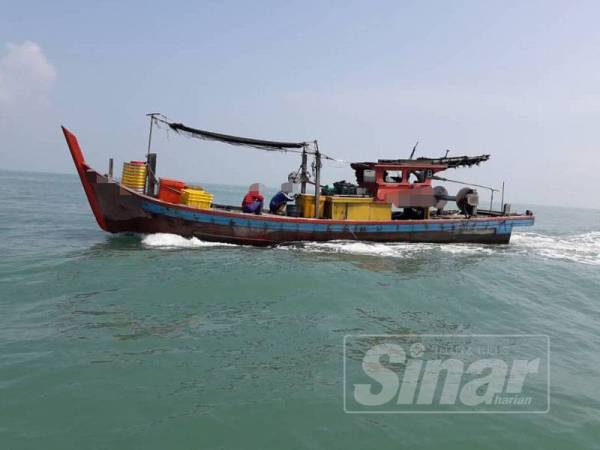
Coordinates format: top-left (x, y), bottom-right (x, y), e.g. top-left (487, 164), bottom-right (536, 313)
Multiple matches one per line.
top-left (269, 190), bottom-right (294, 215)
top-left (242, 189), bottom-right (264, 215)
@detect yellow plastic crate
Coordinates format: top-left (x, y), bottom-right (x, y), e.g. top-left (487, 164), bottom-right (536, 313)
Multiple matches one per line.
top-left (324, 196), bottom-right (392, 221)
top-left (325, 197), bottom-right (349, 220)
top-left (180, 188), bottom-right (214, 210)
top-left (325, 196), bottom-right (372, 220)
top-left (346, 199), bottom-right (372, 220)
top-left (296, 194), bottom-right (325, 218)
top-left (121, 162), bottom-right (147, 191)
top-left (369, 202), bottom-right (392, 220)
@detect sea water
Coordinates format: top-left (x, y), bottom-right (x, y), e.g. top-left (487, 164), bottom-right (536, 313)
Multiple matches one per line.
top-left (1, 170), bottom-right (599, 449)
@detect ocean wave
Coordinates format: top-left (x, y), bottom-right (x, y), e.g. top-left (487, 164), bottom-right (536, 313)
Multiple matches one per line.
top-left (141, 233), bottom-right (236, 249)
top-left (511, 231), bottom-right (600, 265)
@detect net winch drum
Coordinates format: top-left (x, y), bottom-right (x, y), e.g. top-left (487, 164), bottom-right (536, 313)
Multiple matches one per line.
top-left (456, 187), bottom-right (479, 216)
top-left (433, 186), bottom-right (449, 210)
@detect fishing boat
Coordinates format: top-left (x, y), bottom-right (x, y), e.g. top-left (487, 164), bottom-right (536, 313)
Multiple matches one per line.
top-left (62, 114), bottom-right (534, 246)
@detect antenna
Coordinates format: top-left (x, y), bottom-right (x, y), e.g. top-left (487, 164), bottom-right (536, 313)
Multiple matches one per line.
top-left (409, 141), bottom-right (419, 159)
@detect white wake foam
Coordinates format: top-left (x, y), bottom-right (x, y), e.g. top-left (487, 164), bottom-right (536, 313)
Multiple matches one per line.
top-left (140, 231), bottom-right (600, 265)
top-left (141, 233), bottom-right (235, 249)
top-left (439, 244), bottom-right (496, 256)
top-left (287, 241), bottom-right (494, 258)
top-left (511, 231), bottom-right (600, 265)
top-left (287, 232), bottom-right (600, 265)
top-left (297, 241), bottom-right (429, 257)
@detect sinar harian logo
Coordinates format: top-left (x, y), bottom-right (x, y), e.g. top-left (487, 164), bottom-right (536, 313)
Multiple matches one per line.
top-left (343, 335), bottom-right (549, 413)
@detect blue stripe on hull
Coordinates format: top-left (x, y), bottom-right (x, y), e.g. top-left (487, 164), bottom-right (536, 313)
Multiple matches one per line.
top-left (142, 202), bottom-right (534, 235)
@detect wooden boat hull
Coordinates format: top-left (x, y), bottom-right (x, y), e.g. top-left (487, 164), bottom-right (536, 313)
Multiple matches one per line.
top-left (63, 127), bottom-right (535, 246)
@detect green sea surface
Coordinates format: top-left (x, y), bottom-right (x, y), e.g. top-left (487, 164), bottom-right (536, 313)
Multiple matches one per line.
top-left (1, 170), bottom-right (599, 449)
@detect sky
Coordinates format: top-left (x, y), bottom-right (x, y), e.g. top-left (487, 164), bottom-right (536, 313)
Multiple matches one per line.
top-left (1, 0), bottom-right (600, 209)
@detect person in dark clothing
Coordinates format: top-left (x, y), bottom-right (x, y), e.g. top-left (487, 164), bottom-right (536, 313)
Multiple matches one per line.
top-left (269, 191), bottom-right (294, 215)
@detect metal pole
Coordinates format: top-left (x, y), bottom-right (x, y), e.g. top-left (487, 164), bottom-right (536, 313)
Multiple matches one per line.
top-left (108, 158), bottom-right (113, 178)
top-left (501, 181), bottom-right (505, 208)
top-left (301, 147), bottom-right (308, 194)
top-left (432, 175), bottom-right (499, 193)
top-left (146, 153), bottom-right (157, 196)
top-left (490, 189), bottom-right (494, 212)
top-left (145, 113), bottom-right (160, 196)
top-left (146, 113), bottom-right (158, 157)
top-left (409, 141), bottom-right (418, 159)
top-left (314, 141), bottom-right (321, 218)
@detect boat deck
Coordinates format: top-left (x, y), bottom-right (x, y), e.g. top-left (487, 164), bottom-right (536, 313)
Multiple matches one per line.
top-left (210, 203), bottom-right (522, 221)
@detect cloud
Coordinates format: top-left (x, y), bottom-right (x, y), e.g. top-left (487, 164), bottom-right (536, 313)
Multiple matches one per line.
top-left (0, 41), bottom-right (56, 108)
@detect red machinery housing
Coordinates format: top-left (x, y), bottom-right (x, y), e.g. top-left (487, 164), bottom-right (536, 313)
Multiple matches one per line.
top-left (351, 160), bottom-right (448, 208)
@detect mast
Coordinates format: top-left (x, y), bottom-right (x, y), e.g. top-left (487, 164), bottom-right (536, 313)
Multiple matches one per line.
top-left (145, 113), bottom-right (159, 196)
top-left (409, 141), bottom-right (418, 159)
top-left (146, 113), bottom-right (159, 156)
top-left (314, 141), bottom-right (321, 218)
top-left (301, 146), bottom-right (308, 194)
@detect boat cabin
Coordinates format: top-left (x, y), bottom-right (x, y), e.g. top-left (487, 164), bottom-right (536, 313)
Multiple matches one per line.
top-left (351, 160), bottom-right (448, 208)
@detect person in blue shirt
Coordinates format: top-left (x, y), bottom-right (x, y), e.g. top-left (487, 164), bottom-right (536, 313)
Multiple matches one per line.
top-left (269, 190), bottom-right (295, 215)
